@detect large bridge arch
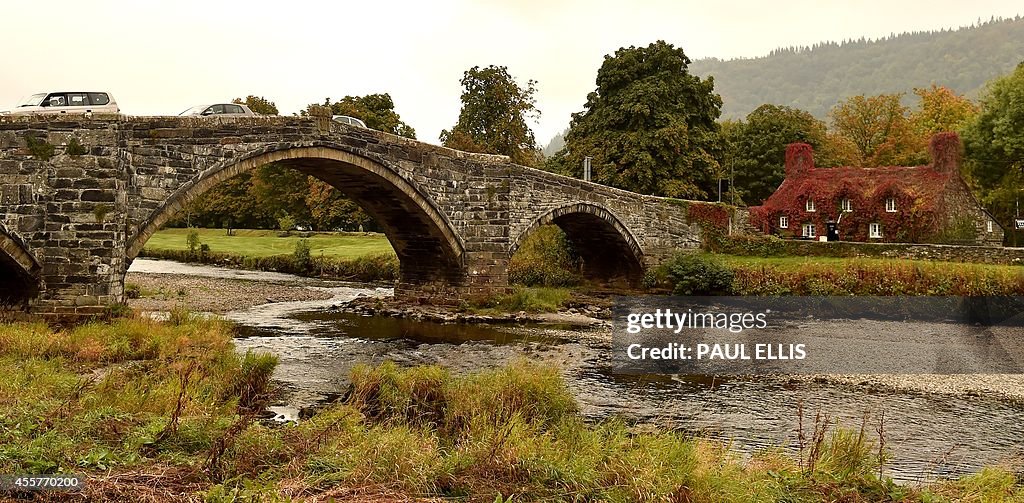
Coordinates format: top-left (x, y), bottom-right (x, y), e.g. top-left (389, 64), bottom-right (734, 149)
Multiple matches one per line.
top-left (127, 144), bottom-right (467, 288)
top-left (0, 223), bottom-right (41, 305)
top-left (511, 202), bottom-right (645, 282)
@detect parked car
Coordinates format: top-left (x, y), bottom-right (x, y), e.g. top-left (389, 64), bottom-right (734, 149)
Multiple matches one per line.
top-left (331, 115), bottom-right (367, 128)
top-left (1, 91), bottom-right (119, 116)
top-left (179, 103), bottom-right (255, 117)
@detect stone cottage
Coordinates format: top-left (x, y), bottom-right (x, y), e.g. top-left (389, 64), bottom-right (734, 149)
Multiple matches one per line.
top-left (749, 132), bottom-right (1003, 245)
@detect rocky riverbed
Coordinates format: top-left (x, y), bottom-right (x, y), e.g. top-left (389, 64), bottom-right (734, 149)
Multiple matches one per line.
top-left (126, 272), bottom-right (333, 313)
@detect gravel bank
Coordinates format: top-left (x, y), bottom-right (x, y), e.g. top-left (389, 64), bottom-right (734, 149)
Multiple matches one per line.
top-left (126, 272), bottom-right (333, 313)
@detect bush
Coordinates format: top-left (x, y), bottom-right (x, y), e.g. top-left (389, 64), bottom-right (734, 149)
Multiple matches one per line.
top-left (508, 225), bottom-right (583, 287)
top-left (293, 239), bottom-right (312, 272)
top-left (124, 283), bottom-right (141, 299)
top-left (664, 253), bottom-right (734, 295)
top-left (186, 228), bottom-right (201, 256)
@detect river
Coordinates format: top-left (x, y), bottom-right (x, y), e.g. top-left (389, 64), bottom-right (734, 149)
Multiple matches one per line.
top-left (128, 258), bottom-right (1024, 482)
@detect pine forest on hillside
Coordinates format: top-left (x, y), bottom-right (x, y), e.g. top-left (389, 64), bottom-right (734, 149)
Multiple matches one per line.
top-left (689, 17), bottom-right (1024, 120)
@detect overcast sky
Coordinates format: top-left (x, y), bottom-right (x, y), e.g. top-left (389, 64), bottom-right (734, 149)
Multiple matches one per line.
top-left (1, 0), bottom-right (1021, 145)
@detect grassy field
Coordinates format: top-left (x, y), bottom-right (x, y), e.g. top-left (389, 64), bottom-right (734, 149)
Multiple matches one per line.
top-left (1, 317), bottom-right (1021, 501)
top-left (143, 228), bottom-right (394, 259)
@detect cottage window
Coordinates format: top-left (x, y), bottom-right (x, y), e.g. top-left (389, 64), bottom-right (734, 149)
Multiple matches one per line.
top-left (802, 223), bottom-right (816, 238)
top-left (885, 198), bottom-right (897, 212)
top-left (779, 216), bottom-right (788, 229)
top-left (987, 220), bottom-right (994, 233)
top-left (840, 198), bottom-right (852, 212)
top-left (869, 223), bottom-right (882, 239)
top-left (806, 199), bottom-right (816, 212)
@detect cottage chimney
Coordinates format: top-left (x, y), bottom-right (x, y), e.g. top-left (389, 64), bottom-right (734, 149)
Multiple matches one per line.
top-left (929, 132), bottom-right (962, 174)
top-left (784, 143), bottom-right (815, 178)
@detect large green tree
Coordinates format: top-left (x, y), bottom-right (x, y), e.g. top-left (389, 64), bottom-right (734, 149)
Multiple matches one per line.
top-left (725, 104), bottom-right (829, 205)
top-left (551, 41), bottom-right (723, 199)
top-left (440, 65), bottom-right (541, 166)
top-left (963, 63), bottom-right (1024, 237)
top-left (313, 93), bottom-right (416, 138)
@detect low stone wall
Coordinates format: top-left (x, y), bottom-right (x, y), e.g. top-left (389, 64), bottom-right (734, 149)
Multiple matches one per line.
top-left (715, 235), bottom-right (1024, 265)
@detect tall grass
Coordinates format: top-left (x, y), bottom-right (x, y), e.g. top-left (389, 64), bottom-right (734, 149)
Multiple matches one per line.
top-left (654, 253), bottom-right (1024, 296)
top-left (2, 320), bottom-right (1022, 501)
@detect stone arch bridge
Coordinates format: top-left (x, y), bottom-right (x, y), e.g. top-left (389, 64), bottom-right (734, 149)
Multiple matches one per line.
top-left (0, 114), bottom-right (742, 315)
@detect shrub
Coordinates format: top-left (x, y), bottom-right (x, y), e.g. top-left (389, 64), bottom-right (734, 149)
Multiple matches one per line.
top-left (124, 283), bottom-right (141, 299)
top-left (186, 228), bottom-right (201, 255)
top-left (293, 239), bottom-right (312, 272)
top-left (664, 253), bottom-right (734, 295)
top-left (509, 225), bottom-right (583, 287)
top-left (65, 137), bottom-right (88, 155)
top-left (276, 214), bottom-right (295, 236)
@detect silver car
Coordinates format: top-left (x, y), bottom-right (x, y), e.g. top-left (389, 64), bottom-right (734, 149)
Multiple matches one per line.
top-left (332, 115), bottom-right (367, 127)
top-left (2, 91), bottom-right (119, 116)
top-left (179, 103), bottom-right (256, 117)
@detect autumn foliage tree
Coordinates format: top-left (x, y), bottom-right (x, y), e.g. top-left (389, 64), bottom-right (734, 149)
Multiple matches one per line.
top-left (910, 84), bottom-right (978, 138)
top-left (551, 40), bottom-right (723, 199)
top-left (232, 95), bottom-right (279, 115)
top-left (440, 65), bottom-right (541, 166)
top-left (828, 93), bottom-right (922, 167)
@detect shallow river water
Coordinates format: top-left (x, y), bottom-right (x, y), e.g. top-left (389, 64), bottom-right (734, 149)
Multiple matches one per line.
top-left (129, 259), bottom-right (1024, 481)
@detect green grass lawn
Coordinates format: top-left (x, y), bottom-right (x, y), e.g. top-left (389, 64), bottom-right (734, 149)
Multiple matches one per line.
top-left (144, 228), bottom-right (395, 259)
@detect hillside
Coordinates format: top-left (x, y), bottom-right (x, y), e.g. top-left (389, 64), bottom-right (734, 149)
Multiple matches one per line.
top-left (690, 17), bottom-right (1024, 121)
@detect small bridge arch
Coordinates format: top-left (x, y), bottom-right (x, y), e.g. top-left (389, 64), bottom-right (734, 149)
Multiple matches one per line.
top-left (511, 202), bottom-right (645, 282)
top-left (0, 223), bottom-right (41, 305)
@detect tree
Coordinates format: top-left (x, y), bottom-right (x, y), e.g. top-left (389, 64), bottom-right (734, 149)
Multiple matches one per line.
top-left (726, 104), bottom-right (829, 205)
top-left (305, 179), bottom-right (375, 231)
top-left (440, 65), bottom-right (541, 166)
top-left (551, 41), bottom-right (723, 199)
top-left (249, 165), bottom-right (313, 226)
top-left (909, 85), bottom-right (978, 137)
top-left (963, 63), bottom-right (1024, 238)
top-left (313, 94), bottom-right (416, 138)
top-left (233, 95), bottom-right (279, 115)
top-left (828, 94), bottom-right (922, 167)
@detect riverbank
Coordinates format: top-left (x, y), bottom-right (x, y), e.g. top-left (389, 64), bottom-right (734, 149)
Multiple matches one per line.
top-left (2, 317), bottom-right (1020, 502)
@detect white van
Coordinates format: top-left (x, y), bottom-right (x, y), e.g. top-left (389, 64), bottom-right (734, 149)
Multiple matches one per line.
top-left (2, 92), bottom-right (119, 116)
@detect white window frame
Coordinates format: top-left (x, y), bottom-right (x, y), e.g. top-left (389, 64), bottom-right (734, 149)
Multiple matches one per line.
top-left (802, 223), bottom-right (816, 238)
top-left (779, 216), bottom-right (789, 229)
top-left (885, 198), bottom-right (897, 213)
top-left (806, 199), bottom-right (816, 212)
top-left (987, 220), bottom-right (994, 233)
top-left (869, 223), bottom-right (882, 239)
top-left (840, 198), bottom-right (852, 212)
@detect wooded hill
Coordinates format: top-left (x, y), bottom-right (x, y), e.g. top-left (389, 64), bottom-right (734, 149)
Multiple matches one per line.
top-left (690, 16), bottom-right (1024, 120)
